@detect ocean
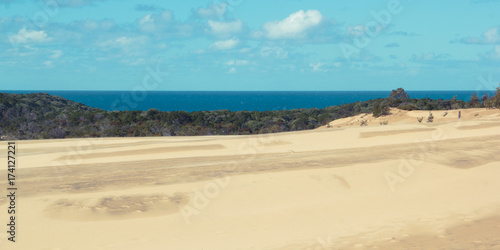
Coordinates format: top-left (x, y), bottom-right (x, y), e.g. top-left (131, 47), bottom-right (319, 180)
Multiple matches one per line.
top-left (1, 90), bottom-right (494, 112)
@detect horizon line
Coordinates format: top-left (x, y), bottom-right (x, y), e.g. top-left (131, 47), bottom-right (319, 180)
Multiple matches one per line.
top-left (1, 89), bottom-right (497, 92)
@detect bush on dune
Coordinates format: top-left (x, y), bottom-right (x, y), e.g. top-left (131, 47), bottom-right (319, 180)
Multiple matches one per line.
top-left (427, 112), bottom-right (434, 123)
top-left (469, 92), bottom-right (481, 108)
top-left (372, 100), bottom-right (390, 117)
top-left (398, 103), bottom-right (419, 111)
top-left (386, 88), bottom-right (410, 107)
top-left (494, 86), bottom-right (500, 108)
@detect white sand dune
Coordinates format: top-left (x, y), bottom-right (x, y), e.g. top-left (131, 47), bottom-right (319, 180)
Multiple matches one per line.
top-left (1, 108), bottom-right (500, 249)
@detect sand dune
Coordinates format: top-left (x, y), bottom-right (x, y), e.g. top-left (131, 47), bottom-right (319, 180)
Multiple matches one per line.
top-left (1, 108), bottom-right (500, 249)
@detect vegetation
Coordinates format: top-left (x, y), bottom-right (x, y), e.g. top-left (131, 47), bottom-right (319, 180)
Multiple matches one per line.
top-left (386, 88), bottom-right (410, 107)
top-left (0, 87), bottom-right (499, 140)
top-left (0, 92), bottom-right (377, 139)
top-left (372, 100), bottom-right (390, 117)
top-left (427, 112), bottom-right (434, 123)
top-left (469, 93), bottom-right (480, 107)
top-left (494, 87), bottom-right (500, 108)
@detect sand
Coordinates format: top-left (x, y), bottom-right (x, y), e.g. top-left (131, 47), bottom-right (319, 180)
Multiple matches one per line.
top-left (1, 108), bottom-right (500, 249)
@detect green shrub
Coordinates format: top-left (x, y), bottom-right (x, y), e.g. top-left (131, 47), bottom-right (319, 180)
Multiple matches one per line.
top-left (386, 88), bottom-right (410, 107)
top-left (494, 86), bottom-right (500, 108)
top-left (373, 101), bottom-right (390, 117)
top-left (398, 103), bottom-right (419, 111)
top-left (427, 112), bottom-right (434, 123)
top-left (469, 93), bottom-right (480, 108)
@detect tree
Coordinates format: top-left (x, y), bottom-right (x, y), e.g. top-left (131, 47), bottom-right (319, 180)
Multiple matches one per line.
top-left (450, 95), bottom-right (460, 109)
top-left (494, 85), bottom-right (500, 108)
top-left (469, 92), bottom-right (480, 108)
top-left (481, 93), bottom-right (489, 103)
top-left (483, 98), bottom-right (493, 109)
top-left (146, 108), bottom-right (160, 120)
top-left (390, 88), bottom-right (410, 100)
top-left (386, 88), bottom-right (410, 107)
top-left (49, 127), bottom-right (66, 138)
top-left (373, 101), bottom-right (390, 117)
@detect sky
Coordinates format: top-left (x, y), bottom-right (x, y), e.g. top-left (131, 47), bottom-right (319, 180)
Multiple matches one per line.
top-left (1, 0), bottom-right (500, 91)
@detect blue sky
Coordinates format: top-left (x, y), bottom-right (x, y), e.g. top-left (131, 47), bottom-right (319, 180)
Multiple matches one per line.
top-left (1, 0), bottom-right (500, 91)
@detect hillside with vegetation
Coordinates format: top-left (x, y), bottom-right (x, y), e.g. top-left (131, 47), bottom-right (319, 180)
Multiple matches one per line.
top-left (1, 88), bottom-right (499, 140)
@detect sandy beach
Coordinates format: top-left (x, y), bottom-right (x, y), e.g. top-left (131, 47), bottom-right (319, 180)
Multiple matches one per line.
top-left (1, 108), bottom-right (500, 249)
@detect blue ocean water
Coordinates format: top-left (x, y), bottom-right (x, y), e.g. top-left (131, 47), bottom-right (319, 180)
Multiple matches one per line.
top-left (1, 91), bottom-right (495, 112)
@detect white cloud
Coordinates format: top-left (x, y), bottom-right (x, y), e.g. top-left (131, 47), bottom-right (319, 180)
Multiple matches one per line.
top-left (346, 25), bottom-right (367, 38)
top-left (43, 60), bottom-right (54, 68)
top-left (480, 45), bottom-right (500, 60)
top-left (249, 30), bottom-right (264, 39)
top-left (416, 53), bottom-right (436, 60)
top-left (236, 60), bottom-right (248, 65)
top-left (226, 59), bottom-right (248, 66)
top-left (120, 58), bottom-right (146, 66)
top-left (58, 0), bottom-right (105, 8)
top-left (161, 11), bottom-right (173, 22)
top-left (191, 49), bottom-right (206, 54)
top-left (7, 45), bottom-right (39, 57)
top-left (460, 26), bottom-right (500, 45)
top-left (114, 37), bottom-right (135, 46)
top-left (310, 62), bottom-right (326, 72)
top-left (483, 27), bottom-right (500, 44)
top-left (194, 2), bottom-right (227, 19)
top-left (411, 52), bottom-right (452, 62)
top-left (98, 36), bottom-right (149, 53)
top-left (262, 10), bottom-right (323, 39)
top-left (83, 20), bottom-right (99, 30)
top-left (209, 38), bottom-right (239, 50)
top-left (139, 14), bottom-right (153, 25)
top-left (345, 24), bottom-right (384, 38)
top-left (207, 20), bottom-right (243, 35)
top-left (138, 11), bottom-right (173, 33)
top-left (134, 4), bottom-right (162, 12)
top-left (8, 28), bottom-right (52, 44)
top-left (70, 19), bottom-right (116, 31)
top-left (138, 14), bottom-right (155, 32)
top-left (260, 47), bottom-right (288, 59)
top-left (239, 48), bottom-right (251, 53)
top-left (50, 50), bottom-right (63, 59)
top-left (228, 67), bottom-right (236, 73)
